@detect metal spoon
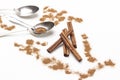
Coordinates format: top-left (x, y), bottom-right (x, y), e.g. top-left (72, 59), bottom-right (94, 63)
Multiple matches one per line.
top-left (0, 16), bottom-right (54, 37)
top-left (0, 5), bottom-right (39, 17)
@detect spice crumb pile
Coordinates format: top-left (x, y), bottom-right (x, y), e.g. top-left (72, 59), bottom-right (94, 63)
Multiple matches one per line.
top-left (14, 37), bottom-right (115, 80)
top-left (81, 34), bottom-right (97, 62)
top-left (0, 16), bottom-right (15, 31)
top-left (14, 39), bottom-right (48, 59)
top-left (40, 6), bottom-right (83, 26)
top-left (0, 5), bottom-right (113, 80)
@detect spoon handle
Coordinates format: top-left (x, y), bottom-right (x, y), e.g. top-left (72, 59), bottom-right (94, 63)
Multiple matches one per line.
top-left (5, 16), bottom-right (31, 28)
top-left (0, 29), bottom-right (27, 37)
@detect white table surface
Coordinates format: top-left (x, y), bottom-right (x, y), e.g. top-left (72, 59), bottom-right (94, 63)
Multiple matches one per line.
top-left (0, 0), bottom-right (120, 80)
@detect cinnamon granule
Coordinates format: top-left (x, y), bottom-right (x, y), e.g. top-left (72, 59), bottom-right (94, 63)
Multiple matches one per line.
top-left (80, 74), bottom-right (89, 79)
top-left (0, 17), bottom-right (15, 31)
top-left (14, 39), bottom-right (47, 59)
top-left (42, 58), bottom-right (52, 64)
top-left (97, 63), bottom-right (104, 69)
top-left (41, 42), bottom-right (48, 46)
top-left (67, 16), bottom-right (74, 22)
top-left (14, 38), bottom-right (116, 80)
top-left (49, 61), bottom-right (65, 70)
top-left (26, 39), bottom-right (34, 45)
top-left (67, 16), bottom-right (83, 23)
top-left (34, 27), bottom-right (47, 34)
top-left (104, 59), bottom-right (115, 67)
top-left (87, 68), bottom-right (96, 76)
top-left (41, 57), bottom-right (71, 74)
top-left (0, 16), bottom-right (2, 23)
top-left (65, 69), bottom-right (72, 74)
top-left (40, 6), bottom-right (83, 26)
top-left (36, 41), bottom-right (41, 45)
top-left (14, 43), bottom-right (23, 47)
top-left (81, 34), bottom-right (88, 39)
top-left (82, 34), bottom-right (97, 62)
top-left (43, 6), bottom-right (49, 11)
top-left (47, 8), bottom-right (57, 13)
top-left (54, 20), bottom-right (59, 26)
top-left (87, 57), bottom-right (97, 62)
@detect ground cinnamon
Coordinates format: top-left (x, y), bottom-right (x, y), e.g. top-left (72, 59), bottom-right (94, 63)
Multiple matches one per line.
top-left (34, 27), bottom-right (47, 34)
top-left (0, 16), bottom-right (15, 31)
top-left (81, 34), bottom-right (97, 62)
top-left (104, 59), bottom-right (115, 67)
top-left (14, 39), bottom-right (47, 59)
top-left (40, 6), bottom-right (83, 26)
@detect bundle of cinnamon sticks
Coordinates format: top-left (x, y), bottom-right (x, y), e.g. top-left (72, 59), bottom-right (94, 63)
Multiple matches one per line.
top-left (47, 22), bottom-right (82, 62)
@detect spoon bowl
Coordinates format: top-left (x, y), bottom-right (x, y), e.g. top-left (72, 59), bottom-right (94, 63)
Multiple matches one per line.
top-left (29, 21), bottom-right (54, 36)
top-left (0, 5), bottom-right (39, 17)
top-left (14, 5), bottom-right (39, 17)
top-left (3, 16), bottom-right (54, 37)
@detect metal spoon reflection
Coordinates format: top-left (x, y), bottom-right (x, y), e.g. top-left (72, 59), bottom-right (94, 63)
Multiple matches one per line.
top-left (0, 5), bottom-right (39, 17)
top-left (0, 16), bottom-right (54, 37)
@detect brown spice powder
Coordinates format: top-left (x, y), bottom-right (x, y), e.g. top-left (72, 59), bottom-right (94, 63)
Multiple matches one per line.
top-left (34, 27), bottom-right (47, 34)
top-left (104, 59), bottom-right (115, 67)
top-left (80, 74), bottom-right (89, 79)
top-left (14, 39), bottom-right (116, 80)
top-left (40, 6), bottom-right (83, 26)
top-left (0, 17), bottom-right (15, 31)
top-left (87, 68), bottom-right (96, 76)
top-left (42, 58), bottom-right (52, 64)
top-left (26, 39), bottom-right (34, 45)
top-left (97, 63), bottom-right (104, 69)
top-left (41, 42), bottom-right (48, 46)
top-left (14, 39), bottom-right (48, 59)
top-left (82, 34), bottom-right (97, 63)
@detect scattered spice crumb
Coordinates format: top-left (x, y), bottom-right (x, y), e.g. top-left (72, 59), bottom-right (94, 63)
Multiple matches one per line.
top-left (40, 6), bottom-right (83, 26)
top-left (65, 69), bottom-right (72, 74)
top-left (82, 34), bottom-right (97, 63)
top-left (41, 42), bottom-right (48, 46)
top-left (36, 41), bottom-right (41, 45)
top-left (26, 39), bottom-right (34, 45)
top-left (13, 37), bottom-right (116, 80)
top-left (80, 73), bottom-right (89, 79)
top-left (87, 68), bottom-right (96, 76)
top-left (42, 58), bottom-right (52, 64)
top-left (0, 16), bottom-right (15, 31)
top-left (14, 43), bottom-right (23, 47)
top-left (87, 57), bottom-right (97, 62)
top-left (104, 59), bottom-right (115, 67)
top-left (43, 6), bottom-right (49, 11)
top-left (34, 27), bottom-right (47, 34)
top-left (81, 34), bottom-right (88, 39)
top-left (14, 39), bottom-right (47, 59)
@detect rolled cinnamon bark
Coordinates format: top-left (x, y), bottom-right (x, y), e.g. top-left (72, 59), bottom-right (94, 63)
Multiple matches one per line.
top-left (60, 31), bottom-right (82, 62)
top-left (47, 29), bottom-right (73, 53)
top-left (67, 22), bottom-right (77, 48)
top-left (63, 28), bottom-right (70, 57)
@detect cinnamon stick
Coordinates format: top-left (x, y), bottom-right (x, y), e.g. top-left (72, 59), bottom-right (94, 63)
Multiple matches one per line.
top-left (47, 28), bottom-right (73, 53)
top-left (67, 22), bottom-right (77, 48)
top-left (63, 28), bottom-right (70, 57)
top-left (60, 31), bottom-right (82, 62)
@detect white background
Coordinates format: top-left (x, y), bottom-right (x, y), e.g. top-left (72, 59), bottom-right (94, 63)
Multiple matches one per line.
top-left (0, 0), bottom-right (120, 80)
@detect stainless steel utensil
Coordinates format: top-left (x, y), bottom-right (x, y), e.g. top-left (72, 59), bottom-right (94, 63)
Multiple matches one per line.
top-left (0, 16), bottom-right (54, 37)
top-left (0, 5), bottom-right (39, 17)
